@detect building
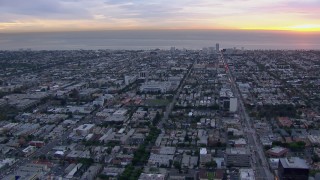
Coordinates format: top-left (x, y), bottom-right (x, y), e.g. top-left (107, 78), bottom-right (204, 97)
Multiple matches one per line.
top-left (266, 146), bottom-right (288, 157)
top-left (73, 124), bottom-right (95, 136)
top-left (29, 141), bottom-right (45, 148)
top-left (278, 117), bottom-right (293, 127)
top-left (216, 43), bottom-right (220, 52)
top-left (101, 167), bottom-right (125, 177)
top-left (139, 71), bottom-right (149, 80)
top-left (239, 169), bottom-right (255, 180)
top-left (234, 138), bottom-right (247, 147)
top-left (159, 146), bottom-right (176, 155)
top-left (140, 81), bottom-right (172, 93)
top-left (129, 133), bottom-right (145, 145)
top-left (278, 157), bottom-right (309, 180)
top-left (181, 154), bottom-right (198, 168)
top-left (0, 158), bottom-right (17, 170)
top-left (80, 164), bottom-right (103, 180)
top-left (22, 146), bottom-right (36, 157)
top-left (124, 75), bottom-right (137, 86)
top-left (66, 163), bottom-right (83, 179)
top-left (226, 147), bottom-right (250, 167)
top-left (229, 97), bottom-right (238, 112)
top-left (3, 163), bottom-right (49, 180)
top-left (269, 158), bottom-right (280, 170)
top-left (105, 109), bottom-right (128, 124)
top-left (139, 173), bottom-right (167, 180)
top-left (200, 154), bottom-right (212, 168)
top-left (219, 88), bottom-right (236, 112)
top-left (148, 154), bottom-right (174, 167)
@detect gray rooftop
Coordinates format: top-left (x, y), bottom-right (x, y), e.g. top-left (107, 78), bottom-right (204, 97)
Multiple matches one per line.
top-left (280, 157), bottom-right (309, 169)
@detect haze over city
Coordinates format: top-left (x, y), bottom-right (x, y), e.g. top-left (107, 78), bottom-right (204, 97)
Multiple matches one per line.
top-left (1, 1), bottom-right (320, 180)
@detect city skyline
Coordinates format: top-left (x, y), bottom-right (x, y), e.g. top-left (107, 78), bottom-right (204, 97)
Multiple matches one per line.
top-left (1, 0), bottom-right (320, 33)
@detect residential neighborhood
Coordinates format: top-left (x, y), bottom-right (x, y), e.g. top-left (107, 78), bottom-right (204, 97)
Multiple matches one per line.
top-left (0, 48), bottom-right (319, 180)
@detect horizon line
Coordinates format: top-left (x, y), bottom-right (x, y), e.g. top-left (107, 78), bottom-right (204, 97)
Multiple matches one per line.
top-left (1, 28), bottom-right (320, 34)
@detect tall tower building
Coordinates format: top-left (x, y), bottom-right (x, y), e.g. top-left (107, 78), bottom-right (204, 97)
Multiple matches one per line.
top-left (216, 43), bottom-right (220, 52)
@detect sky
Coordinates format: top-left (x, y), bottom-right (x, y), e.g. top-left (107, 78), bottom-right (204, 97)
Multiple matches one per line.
top-left (0, 0), bottom-right (320, 32)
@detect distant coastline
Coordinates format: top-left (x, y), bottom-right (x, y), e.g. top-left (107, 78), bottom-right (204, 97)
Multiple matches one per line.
top-left (0, 30), bottom-right (320, 50)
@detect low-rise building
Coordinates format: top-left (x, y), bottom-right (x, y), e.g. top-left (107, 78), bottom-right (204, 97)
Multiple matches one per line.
top-left (22, 146), bottom-right (36, 157)
top-left (239, 168), bottom-right (255, 180)
top-left (148, 154), bottom-right (174, 167)
top-left (73, 124), bottom-right (95, 136)
top-left (139, 173), bottom-right (167, 180)
top-left (226, 147), bottom-right (250, 167)
top-left (101, 167), bottom-right (125, 177)
top-left (80, 164), bottom-right (103, 180)
top-left (266, 146), bottom-right (288, 157)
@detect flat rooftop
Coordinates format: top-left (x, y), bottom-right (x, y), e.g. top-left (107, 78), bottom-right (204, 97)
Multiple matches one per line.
top-left (280, 157), bottom-right (309, 169)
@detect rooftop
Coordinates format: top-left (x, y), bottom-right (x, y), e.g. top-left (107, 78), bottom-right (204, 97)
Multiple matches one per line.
top-left (267, 146), bottom-right (288, 155)
top-left (239, 168), bottom-right (255, 180)
top-left (280, 157), bottom-right (309, 169)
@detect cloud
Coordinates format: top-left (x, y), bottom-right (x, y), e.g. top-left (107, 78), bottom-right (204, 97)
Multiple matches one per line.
top-left (0, 0), bottom-right (91, 21)
top-left (0, 0), bottom-right (319, 32)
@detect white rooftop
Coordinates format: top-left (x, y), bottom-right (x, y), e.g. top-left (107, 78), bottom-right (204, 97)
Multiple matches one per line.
top-left (200, 148), bottom-right (207, 155)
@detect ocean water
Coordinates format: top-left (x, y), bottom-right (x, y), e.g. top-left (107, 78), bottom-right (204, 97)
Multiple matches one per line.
top-left (0, 30), bottom-right (320, 50)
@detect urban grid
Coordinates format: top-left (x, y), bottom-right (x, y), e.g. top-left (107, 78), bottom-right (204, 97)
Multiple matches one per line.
top-left (0, 46), bottom-right (320, 180)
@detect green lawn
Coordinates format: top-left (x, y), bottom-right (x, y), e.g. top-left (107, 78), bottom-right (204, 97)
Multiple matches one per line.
top-left (208, 172), bottom-right (214, 180)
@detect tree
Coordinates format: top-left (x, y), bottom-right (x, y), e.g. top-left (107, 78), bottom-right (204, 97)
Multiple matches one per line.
top-left (69, 89), bottom-right (79, 99)
top-left (312, 154), bottom-right (320, 163)
top-left (173, 161), bottom-right (181, 169)
top-left (119, 165), bottom-right (142, 180)
top-left (27, 134), bottom-right (35, 141)
top-left (39, 154), bottom-right (46, 160)
top-left (288, 141), bottom-right (306, 152)
top-left (78, 158), bottom-right (94, 166)
top-left (152, 112), bottom-right (161, 126)
top-left (185, 133), bottom-right (190, 142)
top-left (106, 147), bottom-right (112, 154)
top-left (205, 161), bottom-right (217, 169)
top-left (98, 174), bottom-right (109, 179)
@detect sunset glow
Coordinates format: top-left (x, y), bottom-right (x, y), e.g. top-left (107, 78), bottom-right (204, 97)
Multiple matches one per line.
top-left (0, 0), bottom-right (320, 32)
top-left (287, 24), bottom-right (320, 32)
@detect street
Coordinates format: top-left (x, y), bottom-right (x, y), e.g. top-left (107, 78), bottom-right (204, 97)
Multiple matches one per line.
top-left (220, 52), bottom-right (274, 180)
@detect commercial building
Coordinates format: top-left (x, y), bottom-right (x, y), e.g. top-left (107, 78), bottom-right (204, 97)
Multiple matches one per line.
top-left (278, 157), bottom-right (309, 180)
top-left (140, 81), bottom-right (172, 93)
top-left (266, 146), bottom-right (288, 157)
top-left (226, 147), bottom-right (250, 167)
top-left (219, 88), bottom-right (238, 112)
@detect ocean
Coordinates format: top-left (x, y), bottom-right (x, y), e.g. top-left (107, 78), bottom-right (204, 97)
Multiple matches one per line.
top-left (0, 30), bottom-right (320, 50)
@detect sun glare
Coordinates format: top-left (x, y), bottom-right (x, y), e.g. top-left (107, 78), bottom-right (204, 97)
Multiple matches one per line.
top-left (287, 24), bottom-right (320, 32)
top-left (239, 25), bottom-right (320, 32)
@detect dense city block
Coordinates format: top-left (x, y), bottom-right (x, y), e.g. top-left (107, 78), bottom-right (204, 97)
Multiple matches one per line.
top-left (0, 48), bottom-right (320, 180)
